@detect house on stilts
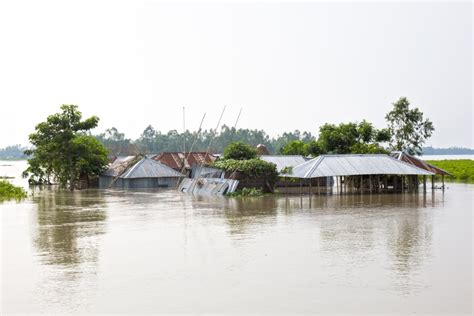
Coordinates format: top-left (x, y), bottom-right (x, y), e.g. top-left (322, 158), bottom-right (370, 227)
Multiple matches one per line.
top-left (280, 154), bottom-right (434, 194)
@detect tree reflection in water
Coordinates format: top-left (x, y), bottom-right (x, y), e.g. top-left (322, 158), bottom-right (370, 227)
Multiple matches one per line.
top-left (32, 188), bottom-right (107, 267)
top-left (219, 197), bottom-right (278, 235)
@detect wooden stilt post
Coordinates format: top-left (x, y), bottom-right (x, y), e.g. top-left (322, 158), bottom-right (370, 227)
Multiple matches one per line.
top-left (423, 175), bottom-right (427, 193)
top-left (300, 179), bottom-right (302, 196)
top-left (369, 175), bottom-right (372, 194)
top-left (309, 179), bottom-right (312, 196)
top-left (431, 175), bottom-right (435, 190)
top-left (360, 175), bottom-right (363, 195)
top-left (318, 178), bottom-right (321, 196)
top-left (442, 175), bottom-right (445, 190)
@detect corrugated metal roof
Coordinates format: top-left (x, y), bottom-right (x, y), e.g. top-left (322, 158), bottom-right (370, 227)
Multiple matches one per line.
top-left (103, 156), bottom-right (137, 177)
top-left (390, 151), bottom-right (452, 176)
top-left (260, 155), bottom-right (307, 172)
top-left (120, 157), bottom-right (184, 179)
top-left (281, 154), bottom-right (434, 178)
top-left (153, 152), bottom-right (217, 170)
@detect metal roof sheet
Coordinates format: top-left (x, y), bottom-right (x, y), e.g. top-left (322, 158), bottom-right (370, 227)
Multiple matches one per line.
top-left (152, 152), bottom-right (217, 170)
top-left (260, 155), bottom-right (308, 172)
top-left (390, 151), bottom-right (452, 176)
top-left (120, 157), bottom-right (184, 179)
top-left (281, 154), bottom-right (434, 178)
top-left (103, 156), bottom-right (137, 177)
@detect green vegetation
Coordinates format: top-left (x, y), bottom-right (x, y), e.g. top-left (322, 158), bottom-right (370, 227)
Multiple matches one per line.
top-left (213, 158), bottom-right (279, 183)
top-left (213, 142), bottom-right (280, 193)
top-left (23, 105), bottom-right (109, 190)
top-left (227, 188), bottom-right (265, 197)
top-left (386, 97), bottom-right (434, 155)
top-left (426, 160), bottom-right (474, 183)
top-left (223, 141), bottom-right (257, 160)
top-left (0, 180), bottom-right (27, 201)
top-left (92, 125), bottom-right (314, 155)
top-left (279, 120), bottom-right (389, 156)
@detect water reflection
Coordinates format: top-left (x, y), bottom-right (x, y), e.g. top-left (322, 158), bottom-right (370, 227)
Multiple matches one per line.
top-left (307, 192), bottom-right (435, 294)
top-left (219, 197), bottom-right (278, 235)
top-left (32, 188), bottom-right (107, 266)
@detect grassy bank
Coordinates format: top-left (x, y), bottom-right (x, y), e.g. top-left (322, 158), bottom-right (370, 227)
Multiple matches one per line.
top-left (426, 159), bottom-right (474, 183)
top-left (0, 180), bottom-right (28, 201)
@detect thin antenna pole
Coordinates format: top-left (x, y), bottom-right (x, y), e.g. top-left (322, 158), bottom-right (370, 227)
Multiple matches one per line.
top-left (230, 107), bottom-right (242, 143)
top-left (177, 112), bottom-right (206, 189)
top-left (184, 113), bottom-right (206, 167)
top-left (183, 106), bottom-right (186, 153)
top-left (205, 105), bottom-right (226, 159)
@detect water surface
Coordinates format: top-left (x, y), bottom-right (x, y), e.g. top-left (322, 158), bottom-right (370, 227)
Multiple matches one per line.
top-left (1, 161), bottom-right (473, 314)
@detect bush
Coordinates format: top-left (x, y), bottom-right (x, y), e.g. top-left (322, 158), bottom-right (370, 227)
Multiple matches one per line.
top-left (223, 142), bottom-right (257, 160)
top-left (227, 188), bottom-right (264, 197)
top-left (213, 158), bottom-right (279, 181)
top-left (0, 180), bottom-right (27, 201)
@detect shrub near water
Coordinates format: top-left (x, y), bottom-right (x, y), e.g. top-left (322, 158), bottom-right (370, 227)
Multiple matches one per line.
top-left (426, 159), bottom-right (474, 183)
top-left (0, 180), bottom-right (27, 201)
top-left (227, 188), bottom-right (264, 197)
top-left (213, 158), bottom-right (279, 181)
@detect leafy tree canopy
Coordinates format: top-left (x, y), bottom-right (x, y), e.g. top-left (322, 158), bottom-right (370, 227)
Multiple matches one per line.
top-left (23, 105), bottom-right (109, 190)
top-left (223, 141), bottom-right (258, 160)
top-left (385, 97), bottom-right (434, 155)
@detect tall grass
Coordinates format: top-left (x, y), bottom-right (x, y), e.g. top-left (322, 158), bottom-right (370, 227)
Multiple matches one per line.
top-left (426, 159), bottom-right (474, 183)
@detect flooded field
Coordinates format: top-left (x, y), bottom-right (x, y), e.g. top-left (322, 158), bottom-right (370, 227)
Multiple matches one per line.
top-left (1, 161), bottom-right (473, 314)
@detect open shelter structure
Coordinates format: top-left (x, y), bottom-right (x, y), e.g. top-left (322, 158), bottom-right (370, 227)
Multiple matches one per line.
top-left (281, 154), bottom-right (434, 194)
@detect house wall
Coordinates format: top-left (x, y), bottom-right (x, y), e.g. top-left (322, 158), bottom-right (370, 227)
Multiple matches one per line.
top-left (99, 176), bottom-right (180, 189)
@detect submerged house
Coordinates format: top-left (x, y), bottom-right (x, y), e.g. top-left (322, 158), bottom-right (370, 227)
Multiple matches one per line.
top-left (281, 154), bottom-right (434, 194)
top-left (99, 155), bottom-right (183, 189)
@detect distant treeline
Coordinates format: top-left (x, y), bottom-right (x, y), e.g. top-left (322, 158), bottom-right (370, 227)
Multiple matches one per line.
top-left (94, 125), bottom-right (315, 156)
top-left (1, 129), bottom-right (472, 159)
top-left (422, 146), bottom-right (474, 155)
top-left (0, 145), bottom-right (29, 160)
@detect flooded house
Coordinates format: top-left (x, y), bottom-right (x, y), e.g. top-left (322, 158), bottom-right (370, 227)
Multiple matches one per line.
top-left (99, 155), bottom-right (183, 189)
top-left (280, 154), bottom-right (434, 194)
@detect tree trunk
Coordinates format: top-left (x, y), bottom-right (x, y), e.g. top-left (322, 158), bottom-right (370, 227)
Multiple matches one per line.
top-left (69, 151), bottom-right (75, 191)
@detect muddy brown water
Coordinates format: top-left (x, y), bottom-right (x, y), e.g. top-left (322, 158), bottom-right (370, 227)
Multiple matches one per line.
top-left (1, 161), bottom-right (472, 314)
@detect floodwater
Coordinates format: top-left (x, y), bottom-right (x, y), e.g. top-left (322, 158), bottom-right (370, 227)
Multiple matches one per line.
top-left (1, 161), bottom-right (473, 314)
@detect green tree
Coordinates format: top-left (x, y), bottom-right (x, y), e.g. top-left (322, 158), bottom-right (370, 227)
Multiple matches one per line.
top-left (223, 142), bottom-right (257, 160)
top-left (385, 97), bottom-right (434, 155)
top-left (279, 140), bottom-right (308, 155)
top-left (23, 105), bottom-right (109, 190)
top-left (306, 140), bottom-right (323, 156)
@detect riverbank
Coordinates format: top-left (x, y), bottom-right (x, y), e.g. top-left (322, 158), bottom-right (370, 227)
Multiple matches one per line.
top-left (426, 159), bottom-right (474, 183)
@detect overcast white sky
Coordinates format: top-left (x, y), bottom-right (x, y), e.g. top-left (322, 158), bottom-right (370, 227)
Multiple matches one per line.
top-left (0, 1), bottom-right (472, 148)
